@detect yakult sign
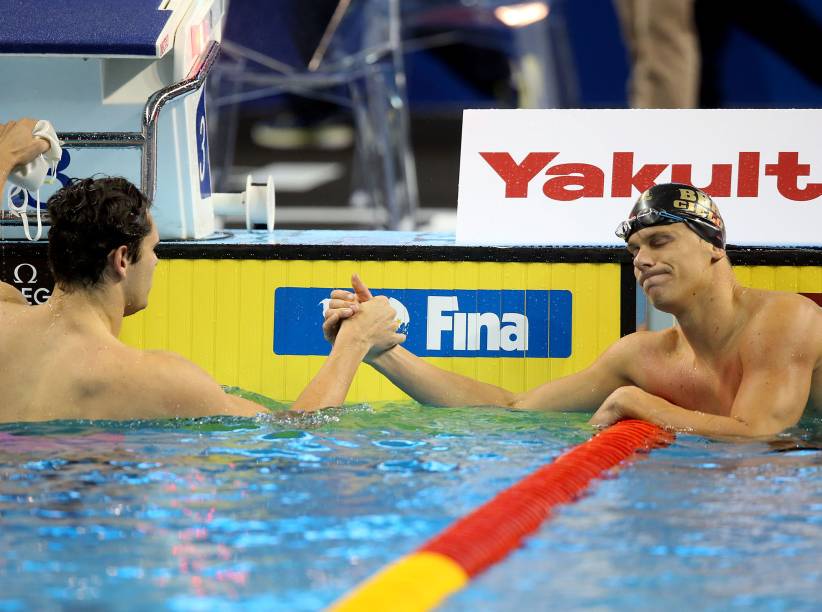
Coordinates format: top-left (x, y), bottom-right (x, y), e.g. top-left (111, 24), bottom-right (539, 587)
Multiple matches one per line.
top-left (456, 109), bottom-right (822, 246)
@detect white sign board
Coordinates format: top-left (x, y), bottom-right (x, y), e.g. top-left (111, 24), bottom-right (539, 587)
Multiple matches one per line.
top-left (456, 109), bottom-right (822, 247)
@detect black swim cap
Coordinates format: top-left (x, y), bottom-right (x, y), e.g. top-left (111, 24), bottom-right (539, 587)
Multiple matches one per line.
top-left (615, 183), bottom-right (726, 249)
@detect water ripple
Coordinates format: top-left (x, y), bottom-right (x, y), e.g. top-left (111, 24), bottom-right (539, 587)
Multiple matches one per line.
top-left (377, 459), bottom-right (457, 473)
top-left (372, 439), bottom-right (425, 449)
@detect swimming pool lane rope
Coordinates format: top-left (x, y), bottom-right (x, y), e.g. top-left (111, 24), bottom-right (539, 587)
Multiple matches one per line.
top-left (329, 419), bottom-right (674, 612)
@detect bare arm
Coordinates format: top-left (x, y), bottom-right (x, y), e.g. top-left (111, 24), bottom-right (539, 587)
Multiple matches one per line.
top-left (326, 274), bottom-right (634, 411)
top-left (368, 344), bottom-right (515, 407)
top-left (290, 339), bottom-right (369, 411)
top-left (368, 333), bottom-right (634, 411)
top-left (589, 386), bottom-right (784, 438)
top-left (130, 295), bottom-right (404, 418)
top-left (713, 297), bottom-right (818, 435)
top-left (0, 158), bottom-right (9, 192)
top-left (590, 376), bottom-right (810, 439)
top-left (293, 296), bottom-right (406, 411)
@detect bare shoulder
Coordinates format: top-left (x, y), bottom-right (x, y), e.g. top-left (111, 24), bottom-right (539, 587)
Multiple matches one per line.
top-left (0, 281), bottom-right (27, 305)
top-left (135, 351), bottom-right (265, 418)
top-left (607, 327), bottom-right (678, 358)
top-left (745, 289), bottom-right (821, 330)
top-left (133, 351), bottom-right (232, 416)
top-left (741, 289), bottom-right (822, 361)
top-left (596, 328), bottom-right (678, 379)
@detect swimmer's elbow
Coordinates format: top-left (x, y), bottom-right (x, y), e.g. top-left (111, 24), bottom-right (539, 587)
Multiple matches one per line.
top-left (508, 393), bottom-right (534, 411)
top-left (226, 394), bottom-right (267, 417)
top-left (747, 418), bottom-right (793, 438)
top-left (726, 413), bottom-right (791, 438)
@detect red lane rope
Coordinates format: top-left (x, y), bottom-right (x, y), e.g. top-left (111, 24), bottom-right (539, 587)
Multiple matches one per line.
top-left (420, 419), bottom-right (673, 577)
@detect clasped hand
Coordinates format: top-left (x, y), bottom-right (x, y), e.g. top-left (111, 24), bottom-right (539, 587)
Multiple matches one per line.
top-left (323, 274), bottom-right (405, 360)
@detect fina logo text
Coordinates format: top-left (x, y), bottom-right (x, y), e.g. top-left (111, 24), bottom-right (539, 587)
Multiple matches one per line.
top-left (427, 296), bottom-right (527, 351)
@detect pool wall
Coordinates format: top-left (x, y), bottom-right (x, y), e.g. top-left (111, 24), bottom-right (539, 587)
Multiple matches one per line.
top-left (2, 230), bottom-right (820, 402)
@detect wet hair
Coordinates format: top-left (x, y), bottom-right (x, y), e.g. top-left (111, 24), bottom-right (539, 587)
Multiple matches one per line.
top-left (47, 177), bottom-right (152, 289)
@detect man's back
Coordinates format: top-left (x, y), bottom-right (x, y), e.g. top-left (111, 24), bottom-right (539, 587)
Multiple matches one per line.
top-left (0, 284), bottom-right (405, 423)
top-left (0, 295), bottom-right (262, 422)
top-left (0, 300), bottom-right (162, 421)
top-left (0, 174), bottom-right (406, 423)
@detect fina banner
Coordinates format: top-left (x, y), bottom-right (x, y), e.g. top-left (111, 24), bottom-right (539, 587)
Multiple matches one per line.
top-left (456, 109), bottom-right (822, 247)
top-left (274, 287), bottom-right (572, 358)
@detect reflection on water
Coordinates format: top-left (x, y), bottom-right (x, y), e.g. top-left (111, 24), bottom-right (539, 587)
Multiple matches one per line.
top-left (447, 415), bottom-right (822, 612)
top-left (0, 400), bottom-right (819, 612)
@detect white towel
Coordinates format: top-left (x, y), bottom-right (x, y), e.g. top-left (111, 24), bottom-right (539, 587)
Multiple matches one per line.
top-left (8, 120), bottom-right (62, 192)
top-left (7, 120), bottom-right (63, 241)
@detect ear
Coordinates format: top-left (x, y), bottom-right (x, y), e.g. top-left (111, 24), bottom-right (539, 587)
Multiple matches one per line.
top-left (709, 244), bottom-right (726, 263)
top-left (107, 245), bottom-right (130, 281)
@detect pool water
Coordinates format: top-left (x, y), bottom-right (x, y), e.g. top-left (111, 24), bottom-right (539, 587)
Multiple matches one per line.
top-left (0, 396), bottom-right (820, 611)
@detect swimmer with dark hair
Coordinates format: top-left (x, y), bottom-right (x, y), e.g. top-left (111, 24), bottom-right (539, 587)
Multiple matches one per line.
top-left (325, 184), bottom-right (822, 439)
top-left (0, 171), bottom-right (404, 421)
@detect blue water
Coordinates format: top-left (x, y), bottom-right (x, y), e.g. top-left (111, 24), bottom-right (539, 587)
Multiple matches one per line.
top-left (0, 399), bottom-right (820, 611)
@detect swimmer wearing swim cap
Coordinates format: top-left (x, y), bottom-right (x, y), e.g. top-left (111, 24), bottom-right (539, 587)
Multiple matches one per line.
top-left (616, 183), bottom-right (725, 249)
top-left (327, 183), bottom-right (822, 439)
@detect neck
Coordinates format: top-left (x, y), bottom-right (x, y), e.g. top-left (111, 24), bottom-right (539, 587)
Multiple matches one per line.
top-left (47, 283), bottom-right (125, 337)
top-left (669, 264), bottom-right (744, 359)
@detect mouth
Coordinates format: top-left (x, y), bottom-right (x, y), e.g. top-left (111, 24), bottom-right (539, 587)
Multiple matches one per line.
top-left (640, 270), bottom-right (669, 290)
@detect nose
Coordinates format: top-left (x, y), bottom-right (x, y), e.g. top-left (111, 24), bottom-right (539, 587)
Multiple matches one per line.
top-left (632, 245), bottom-right (654, 271)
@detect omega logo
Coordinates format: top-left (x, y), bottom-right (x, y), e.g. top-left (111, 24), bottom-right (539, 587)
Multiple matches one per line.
top-left (12, 262), bottom-right (50, 304)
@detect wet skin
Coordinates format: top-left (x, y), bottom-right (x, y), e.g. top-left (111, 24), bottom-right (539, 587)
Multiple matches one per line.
top-left (0, 221), bottom-right (403, 422)
top-left (325, 227), bottom-right (822, 438)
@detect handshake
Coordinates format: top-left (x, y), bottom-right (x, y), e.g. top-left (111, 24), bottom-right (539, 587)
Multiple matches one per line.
top-left (322, 273), bottom-right (406, 362)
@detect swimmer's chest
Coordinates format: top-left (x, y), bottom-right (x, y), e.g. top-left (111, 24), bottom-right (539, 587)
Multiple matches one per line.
top-left (634, 347), bottom-right (743, 416)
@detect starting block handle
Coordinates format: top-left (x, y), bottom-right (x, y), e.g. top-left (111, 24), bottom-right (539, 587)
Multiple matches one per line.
top-left (142, 40), bottom-right (221, 201)
top-left (37, 41), bottom-right (221, 200)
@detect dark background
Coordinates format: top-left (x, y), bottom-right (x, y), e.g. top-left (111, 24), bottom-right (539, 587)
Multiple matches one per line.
top-left (213, 0), bottom-right (822, 225)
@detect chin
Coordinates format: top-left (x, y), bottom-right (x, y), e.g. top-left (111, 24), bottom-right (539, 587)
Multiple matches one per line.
top-left (124, 300), bottom-right (148, 317)
top-left (645, 289), bottom-right (676, 313)
top-left (650, 299), bottom-right (675, 314)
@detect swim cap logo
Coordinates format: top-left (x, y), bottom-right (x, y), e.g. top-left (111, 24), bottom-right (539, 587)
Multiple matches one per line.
top-left (671, 187), bottom-right (724, 230)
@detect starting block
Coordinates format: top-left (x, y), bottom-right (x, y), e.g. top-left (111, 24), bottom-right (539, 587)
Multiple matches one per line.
top-left (0, 0), bottom-right (274, 240)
